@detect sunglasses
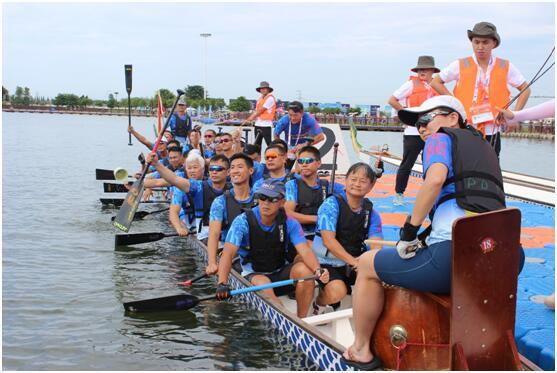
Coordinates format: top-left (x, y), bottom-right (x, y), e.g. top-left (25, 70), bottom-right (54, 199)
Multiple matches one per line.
top-left (209, 165), bottom-right (227, 172)
top-left (265, 152), bottom-right (280, 160)
top-left (298, 157), bottom-right (315, 165)
top-left (215, 138), bottom-right (231, 144)
top-left (256, 194), bottom-right (283, 203)
top-left (204, 134), bottom-right (214, 138)
top-left (415, 110), bottom-right (451, 129)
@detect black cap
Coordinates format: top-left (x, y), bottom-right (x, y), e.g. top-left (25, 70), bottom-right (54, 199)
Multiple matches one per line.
top-left (287, 101), bottom-right (304, 112)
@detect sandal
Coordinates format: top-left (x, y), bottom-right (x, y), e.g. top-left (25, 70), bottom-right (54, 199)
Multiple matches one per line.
top-left (341, 346), bottom-right (383, 370)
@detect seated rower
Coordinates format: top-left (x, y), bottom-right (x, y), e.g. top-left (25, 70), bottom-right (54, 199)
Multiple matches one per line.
top-left (311, 163), bottom-right (383, 315)
top-left (147, 153), bottom-right (230, 240)
top-left (206, 153), bottom-right (256, 275)
top-left (284, 145), bottom-right (344, 250)
top-left (216, 180), bottom-right (329, 318)
top-left (203, 129), bottom-right (217, 158)
top-left (252, 144), bottom-right (293, 191)
top-left (182, 129), bottom-right (207, 158)
top-left (142, 146), bottom-right (185, 201)
top-left (343, 96), bottom-right (524, 370)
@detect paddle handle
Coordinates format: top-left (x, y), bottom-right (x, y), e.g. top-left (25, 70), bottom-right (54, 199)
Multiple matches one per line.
top-left (177, 272), bottom-right (208, 286)
top-left (125, 64), bottom-right (133, 146)
top-left (230, 274), bottom-right (319, 296)
top-left (364, 239), bottom-right (397, 247)
top-left (330, 142), bottom-right (339, 194)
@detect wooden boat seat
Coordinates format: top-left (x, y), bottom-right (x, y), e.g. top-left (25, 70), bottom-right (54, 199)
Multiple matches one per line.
top-left (371, 208), bottom-right (523, 370)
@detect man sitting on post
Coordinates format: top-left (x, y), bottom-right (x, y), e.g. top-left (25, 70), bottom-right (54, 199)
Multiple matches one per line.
top-left (216, 180), bottom-right (329, 318)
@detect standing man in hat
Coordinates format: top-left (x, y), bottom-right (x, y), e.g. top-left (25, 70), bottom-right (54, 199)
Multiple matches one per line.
top-left (169, 98), bottom-right (193, 148)
top-left (388, 56), bottom-right (440, 206)
top-left (241, 81), bottom-right (277, 148)
top-left (431, 21), bottom-right (530, 156)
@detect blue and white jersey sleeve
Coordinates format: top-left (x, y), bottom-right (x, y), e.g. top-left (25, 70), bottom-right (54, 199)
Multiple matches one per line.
top-left (273, 115), bottom-right (289, 137)
top-left (209, 194), bottom-right (226, 222)
top-left (367, 209), bottom-right (383, 239)
top-left (305, 113), bottom-right (323, 135)
top-left (172, 188), bottom-right (185, 206)
top-left (224, 213), bottom-right (249, 248)
top-left (331, 182), bottom-right (345, 195)
top-left (188, 179), bottom-right (203, 195)
top-left (315, 196), bottom-right (340, 233)
top-left (252, 178), bottom-right (264, 193)
top-left (285, 179), bottom-right (298, 202)
top-left (286, 217), bottom-right (307, 246)
top-left (168, 115), bottom-right (176, 133)
top-left (252, 161), bottom-right (265, 184)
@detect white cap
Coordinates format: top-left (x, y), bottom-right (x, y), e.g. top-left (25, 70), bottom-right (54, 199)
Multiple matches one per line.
top-left (398, 95), bottom-right (467, 127)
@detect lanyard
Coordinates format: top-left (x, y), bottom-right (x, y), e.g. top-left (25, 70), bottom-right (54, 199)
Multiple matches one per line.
top-left (472, 56), bottom-right (495, 104)
top-left (287, 114), bottom-right (304, 148)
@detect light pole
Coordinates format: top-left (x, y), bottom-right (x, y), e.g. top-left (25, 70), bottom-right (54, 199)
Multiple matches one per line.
top-left (200, 33), bottom-right (212, 102)
top-left (114, 91), bottom-right (119, 108)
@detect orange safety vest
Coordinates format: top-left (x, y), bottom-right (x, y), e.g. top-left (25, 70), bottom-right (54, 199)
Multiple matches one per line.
top-left (405, 76), bottom-right (438, 107)
top-left (453, 56), bottom-right (510, 132)
top-left (255, 93), bottom-right (276, 121)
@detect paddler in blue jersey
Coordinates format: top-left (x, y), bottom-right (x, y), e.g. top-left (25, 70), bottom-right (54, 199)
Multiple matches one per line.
top-left (252, 144), bottom-right (292, 191)
top-left (206, 153), bottom-right (256, 275)
top-left (142, 146), bottom-right (185, 201)
top-left (169, 98), bottom-right (192, 147)
top-left (274, 101), bottom-right (325, 162)
top-left (310, 162), bottom-right (384, 315)
top-left (284, 145), bottom-right (344, 257)
top-left (146, 153), bottom-right (230, 240)
top-left (215, 180), bottom-right (330, 318)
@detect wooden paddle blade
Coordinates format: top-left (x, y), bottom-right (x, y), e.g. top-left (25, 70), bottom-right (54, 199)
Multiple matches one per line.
top-left (96, 168), bottom-right (116, 180)
top-left (112, 180), bottom-right (145, 232)
top-left (114, 231), bottom-right (167, 246)
top-left (124, 294), bottom-right (201, 313)
top-left (103, 182), bottom-right (131, 193)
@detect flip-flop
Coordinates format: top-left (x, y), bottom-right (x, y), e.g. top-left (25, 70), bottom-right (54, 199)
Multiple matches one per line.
top-left (342, 348), bottom-right (383, 370)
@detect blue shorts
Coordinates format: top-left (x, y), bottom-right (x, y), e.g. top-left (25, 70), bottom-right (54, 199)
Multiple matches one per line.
top-left (374, 240), bottom-right (526, 294)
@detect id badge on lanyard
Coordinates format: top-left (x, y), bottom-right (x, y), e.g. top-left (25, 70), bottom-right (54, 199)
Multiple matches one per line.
top-left (469, 63), bottom-right (494, 126)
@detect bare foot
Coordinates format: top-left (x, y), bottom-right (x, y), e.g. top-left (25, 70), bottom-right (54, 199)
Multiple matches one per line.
top-left (342, 345), bottom-right (373, 364)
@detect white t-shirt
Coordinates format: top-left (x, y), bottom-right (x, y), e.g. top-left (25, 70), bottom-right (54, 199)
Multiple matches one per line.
top-left (438, 55), bottom-right (526, 135)
top-left (255, 95), bottom-right (276, 128)
top-left (392, 79), bottom-right (434, 136)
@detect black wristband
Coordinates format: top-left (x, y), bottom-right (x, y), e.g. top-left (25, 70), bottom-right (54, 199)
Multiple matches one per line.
top-left (400, 221), bottom-right (420, 241)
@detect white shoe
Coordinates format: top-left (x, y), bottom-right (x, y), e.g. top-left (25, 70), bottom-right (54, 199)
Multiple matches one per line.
top-left (393, 193), bottom-right (405, 206)
top-left (312, 301), bottom-right (332, 316)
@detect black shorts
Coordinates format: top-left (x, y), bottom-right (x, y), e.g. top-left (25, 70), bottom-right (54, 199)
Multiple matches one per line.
top-left (245, 263), bottom-right (295, 296)
top-left (319, 264), bottom-right (356, 293)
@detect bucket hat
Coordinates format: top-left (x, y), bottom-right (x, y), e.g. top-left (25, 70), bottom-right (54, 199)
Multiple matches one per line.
top-left (467, 22), bottom-right (500, 47)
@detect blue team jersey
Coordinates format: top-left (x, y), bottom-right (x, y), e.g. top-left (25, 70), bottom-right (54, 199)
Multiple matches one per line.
top-left (225, 206), bottom-right (307, 276)
top-left (171, 179), bottom-right (219, 218)
top-left (422, 133), bottom-right (465, 246)
top-left (312, 194), bottom-right (383, 266)
top-left (252, 161), bottom-right (265, 185)
top-left (252, 172), bottom-right (291, 192)
top-left (274, 112), bottom-right (323, 147)
top-left (209, 188), bottom-right (255, 241)
top-left (169, 113), bottom-right (191, 134)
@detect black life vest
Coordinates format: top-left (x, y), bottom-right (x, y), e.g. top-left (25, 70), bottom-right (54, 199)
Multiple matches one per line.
top-left (180, 192), bottom-right (196, 228)
top-left (435, 127), bottom-right (506, 213)
top-left (333, 194), bottom-right (373, 257)
top-left (174, 113), bottom-right (192, 138)
top-left (245, 208), bottom-right (288, 273)
top-left (223, 190), bottom-right (257, 230)
top-left (295, 178), bottom-right (329, 232)
top-left (200, 181), bottom-right (226, 226)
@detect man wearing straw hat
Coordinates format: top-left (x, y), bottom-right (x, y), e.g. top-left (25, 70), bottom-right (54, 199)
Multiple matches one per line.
top-left (388, 56), bottom-right (440, 206)
top-left (241, 81), bottom-right (277, 148)
top-left (431, 21), bottom-right (530, 156)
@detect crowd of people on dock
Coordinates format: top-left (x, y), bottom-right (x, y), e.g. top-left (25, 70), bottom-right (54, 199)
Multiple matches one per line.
top-left (123, 21), bottom-right (552, 370)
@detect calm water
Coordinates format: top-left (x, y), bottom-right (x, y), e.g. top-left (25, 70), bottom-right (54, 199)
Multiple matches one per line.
top-left (2, 112), bottom-right (554, 370)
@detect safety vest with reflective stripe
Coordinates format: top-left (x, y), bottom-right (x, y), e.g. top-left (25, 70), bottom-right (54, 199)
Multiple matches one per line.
top-left (255, 93), bottom-right (276, 121)
top-left (453, 56), bottom-right (510, 125)
top-left (406, 76), bottom-right (438, 107)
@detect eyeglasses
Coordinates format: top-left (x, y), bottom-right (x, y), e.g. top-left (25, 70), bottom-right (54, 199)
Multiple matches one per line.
top-left (415, 110), bottom-right (451, 129)
top-left (256, 194), bottom-right (283, 203)
top-left (214, 138), bottom-right (231, 144)
top-left (265, 152), bottom-right (280, 160)
top-left (297, 157), bottom-right (315, 165)
top-left (209, 165), bottom-right (227, 172)
top-left (204, 134), bottom-right (214, 138)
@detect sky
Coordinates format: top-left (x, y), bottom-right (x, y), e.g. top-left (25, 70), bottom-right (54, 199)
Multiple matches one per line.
top-left (2, 1), bottom-right (555, 107)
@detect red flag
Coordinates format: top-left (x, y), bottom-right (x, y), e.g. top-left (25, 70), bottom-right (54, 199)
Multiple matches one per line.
top-left (157, 91), bottom-right (164, 135)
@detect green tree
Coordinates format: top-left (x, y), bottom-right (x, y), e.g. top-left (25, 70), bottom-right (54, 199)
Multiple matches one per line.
top-left (348, 107), bottom-right (361, 114)
top-left (228, 96), bottom-right (252, 112)
top-left (93, 99), bottom-right (106, 107)
top-left (107, 93), bottom-right (116, 108)
top-left (322, 107), bottom-right (341, 114)
top-left (2, 86), bottom-right (9, 102)
top-left (12, 86), bottom-right (24, 104)
top-left (22, 87), bottom-right (32, 105)
top-left (185, 85), bottom-right (205, 101)
top-left (157, 89), bottom-right (176, 108)
top-left (306, 106), bottom-right (321, 114)
top-left (78, 95), bottom-right (93, 107)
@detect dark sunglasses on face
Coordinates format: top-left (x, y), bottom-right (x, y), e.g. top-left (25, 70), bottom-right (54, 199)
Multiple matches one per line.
top-left (204, 134), bottom-right (214, 138)
top-left (256, 193), bottom-right (283, 203)
top-left (297, 157), bottom-right (315, 165)
top-left (215, 138), bottom-right (231, 144)
top-left (415, 110), bottom-right (451, 129)
top-left (209, 165), bottom-right (227, 172)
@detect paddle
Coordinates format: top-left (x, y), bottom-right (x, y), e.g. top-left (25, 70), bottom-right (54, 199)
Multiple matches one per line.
top-left (103, 182), bottom-right (167, 193)
top-left (110, 207), bottom-right (170, 222)
top-left (125, 64), bottom-right (133, 146)
top-left (113, 89), bottom-right (185, 233)
top-left (101, 198), bottom-right (170, 207)
top-left (96, 168), bottom-right (131, 180)
top-left (330, 142), bottom-right (339, 193)
top-left (115, 231), bottom-right (180, 247)
top-left (364, 239), bottom-right (397, 247)
top-left (123, 274), bottom-right (319, 313)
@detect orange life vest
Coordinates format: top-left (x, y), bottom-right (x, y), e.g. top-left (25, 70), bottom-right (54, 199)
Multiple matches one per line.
top-left (453, 56), bottom-right (510, 133)
top-left (255, 93), bottom-right (276, 121)
top-left (406, 76), bottom-right (438, 107)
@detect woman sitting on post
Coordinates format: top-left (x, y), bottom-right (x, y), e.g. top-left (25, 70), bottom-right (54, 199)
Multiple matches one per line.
top-left (342, 96), bottom-right (525, 370)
